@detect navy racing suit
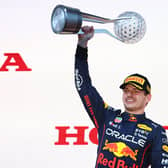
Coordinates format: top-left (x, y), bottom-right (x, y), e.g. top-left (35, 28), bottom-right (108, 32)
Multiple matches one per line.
top-left (74, 45), bottom-right (168, 168)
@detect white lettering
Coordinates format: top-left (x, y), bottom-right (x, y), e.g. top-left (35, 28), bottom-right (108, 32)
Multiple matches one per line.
top-left (106, 128), bottom-right (146, 147)
top-left (162, 158), bottom-right (168, 165)
top-left (75, 69), bottom-right (83, 91)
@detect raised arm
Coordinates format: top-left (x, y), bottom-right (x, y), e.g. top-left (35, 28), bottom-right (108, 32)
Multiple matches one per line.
top-left (74, 26), bottom-right (106, 129)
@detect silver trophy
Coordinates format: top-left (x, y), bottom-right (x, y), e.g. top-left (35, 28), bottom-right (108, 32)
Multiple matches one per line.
top-left (51, 4), bottom-right (146, 44)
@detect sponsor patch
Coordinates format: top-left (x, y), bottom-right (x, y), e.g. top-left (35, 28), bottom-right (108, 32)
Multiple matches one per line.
top-left (163, 145), bottom-right (168, 153)
top-left (103, 140), bottom-right (138, 161)
top-left (137, 124), bottom-right (152, 132)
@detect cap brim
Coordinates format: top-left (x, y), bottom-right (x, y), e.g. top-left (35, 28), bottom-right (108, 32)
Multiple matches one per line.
top-left (120, 82), bottom-right (143, 90)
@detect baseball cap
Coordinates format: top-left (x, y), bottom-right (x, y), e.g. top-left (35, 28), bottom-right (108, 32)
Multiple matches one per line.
top-left (120, 73), bottom-right (151, 94)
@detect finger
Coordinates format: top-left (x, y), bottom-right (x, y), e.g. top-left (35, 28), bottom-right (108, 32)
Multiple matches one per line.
top-left (81, 26), bottom-right (93, 34)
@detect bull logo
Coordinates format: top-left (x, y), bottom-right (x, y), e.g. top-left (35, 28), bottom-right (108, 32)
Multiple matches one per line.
top-left (103, 140), bottom-right (138, 161)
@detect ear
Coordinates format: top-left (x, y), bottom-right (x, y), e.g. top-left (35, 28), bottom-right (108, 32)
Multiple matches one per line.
top-left (146, 94), bottom-right (152, 103)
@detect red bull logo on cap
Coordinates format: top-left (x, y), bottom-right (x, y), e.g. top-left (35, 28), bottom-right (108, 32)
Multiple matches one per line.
top-left (103, 140), bottom-right (138, 161)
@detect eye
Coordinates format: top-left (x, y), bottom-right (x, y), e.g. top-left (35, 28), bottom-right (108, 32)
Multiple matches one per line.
top-left (132, 89), bottom-right (142, 94)
top-left (134, 90), bottom-right (140, 94)
top-left (123, 88), bottom-right (129, 93)
top-left (123, 87), bottom-right (141, 94)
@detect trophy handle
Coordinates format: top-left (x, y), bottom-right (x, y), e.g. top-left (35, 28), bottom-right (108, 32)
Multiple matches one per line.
top-left (78, 28), bottom-right (123, 42)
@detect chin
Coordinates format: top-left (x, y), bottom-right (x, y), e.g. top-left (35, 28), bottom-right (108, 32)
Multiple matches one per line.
top-left (124, 105), bottom-right (136, 112)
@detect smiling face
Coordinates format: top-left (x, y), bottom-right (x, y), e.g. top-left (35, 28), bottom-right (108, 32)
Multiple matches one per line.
top-left (122, 84), bottom-right (151, 114)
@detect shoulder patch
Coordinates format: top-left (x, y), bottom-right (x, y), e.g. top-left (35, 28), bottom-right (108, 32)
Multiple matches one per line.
top-left (104, 102), bottom-right (109, 109)
top-left (162, 145), bottom-right (168, 153)
top-left (137, 124), bottom-right (152, 132)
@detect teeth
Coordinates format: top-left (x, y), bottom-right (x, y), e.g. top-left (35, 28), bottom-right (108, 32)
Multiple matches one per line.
top-left (127, 99), bottom-right (134, 102)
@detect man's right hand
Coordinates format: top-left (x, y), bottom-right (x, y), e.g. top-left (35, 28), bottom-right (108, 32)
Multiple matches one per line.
top-left (78, 26), bottom-right (94, 48)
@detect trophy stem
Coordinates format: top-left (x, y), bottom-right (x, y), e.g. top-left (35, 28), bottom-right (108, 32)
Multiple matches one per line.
top-left (81, 12), bottom-right (111, 23)
top-left (81, 12), bottom-right (131, 24)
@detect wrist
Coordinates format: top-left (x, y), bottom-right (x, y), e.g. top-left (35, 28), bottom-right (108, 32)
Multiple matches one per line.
top-left (78, 40), bottom-right (88, 48)
top-left (76, 45), bottom-right (88, 60)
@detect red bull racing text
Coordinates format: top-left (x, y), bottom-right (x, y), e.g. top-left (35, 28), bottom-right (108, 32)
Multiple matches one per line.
top-left (97, 153), bottom-right (139, 168)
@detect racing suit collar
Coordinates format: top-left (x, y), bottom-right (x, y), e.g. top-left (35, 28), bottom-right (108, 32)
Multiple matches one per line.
top-left (121, 112), bottom-right (146, 122)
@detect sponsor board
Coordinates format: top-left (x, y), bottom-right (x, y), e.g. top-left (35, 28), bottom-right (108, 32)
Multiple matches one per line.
top-left (54, 126), bottom-right (168, 145)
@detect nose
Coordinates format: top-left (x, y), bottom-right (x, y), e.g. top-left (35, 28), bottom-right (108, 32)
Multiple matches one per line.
top-left (126, 90), bottom-right (133, 96)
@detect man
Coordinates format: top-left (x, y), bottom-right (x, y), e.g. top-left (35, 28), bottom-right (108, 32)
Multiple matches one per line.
top-left (74, 26), bottom-right (168, 168)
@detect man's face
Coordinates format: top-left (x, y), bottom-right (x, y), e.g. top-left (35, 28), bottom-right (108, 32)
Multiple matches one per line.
top-left (122, 84), bottom-right (151, 114)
